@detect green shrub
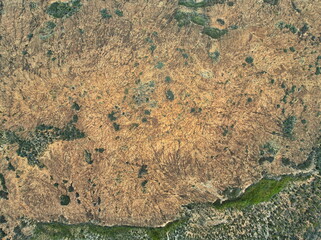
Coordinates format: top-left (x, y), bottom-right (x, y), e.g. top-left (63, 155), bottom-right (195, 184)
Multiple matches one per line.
top-left (191, 14), bottom-right (208, 26)
top-left (84, 150), bottom-right (93, 164)
top-left (216, 18), bottom-right (225, 25)
top-left (245, 56), bottom-right (254, 64)
top-left (115, 9), bottom-right (123, 17)
top-left (166, 90), bottom-right (175, 101)
top-left (100, 8), bottom-right (112, 19)
top-left (202, 27), bottom-right (228, 39)
top-left (113, 122), bottom-right (120, 131)
top-left (263, 0), bottom-right (279, 5)
top-left (155, 62), bottom-right (164, 69)
top-left (209, 51), bottom-right (220, 61)
top-left (60, 195), bottom-right (70, 205)
top-left (47, 0), bottom-right (82, 18)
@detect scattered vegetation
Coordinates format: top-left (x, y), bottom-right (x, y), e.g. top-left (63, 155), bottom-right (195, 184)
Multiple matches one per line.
top-left (0, 119), bottom-right (85, 167)
top-left (132, 81), bottom-right (156, 105)
top-left (178, 0), bottom-right (225, 8)
top-left (202, 27), bottom-right (228, 39)
top-left (174, 10), bottom-right (208, 27)
top-left (47, 0), bottom-right (82, 18)
top-left (282, 116), bottom-right (296, 138)
top-left (209, 50), bottom-right (220, 62)
top-left (100, 8), bottom-right (112, 19)
top-left (277, 22), bottom-right (298, 34)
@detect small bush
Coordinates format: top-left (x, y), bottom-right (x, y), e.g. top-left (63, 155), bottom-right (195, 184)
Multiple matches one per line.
top-left (115, 9), bottom-right (123, 17)
top-left (166, 90), bottom-right (175, 101)
top-left (209, 51), bottom-right (220, 61)
top-left (100, 8), bottom-right (112, 19)
top-left (245, 56), bottom-right (254, 64)
top-left (60, 195), bottom-right (70, 205)
top-left (263, 0), bottom-right (279, 5)
top-left (203, 27), bottom-right (228, 39)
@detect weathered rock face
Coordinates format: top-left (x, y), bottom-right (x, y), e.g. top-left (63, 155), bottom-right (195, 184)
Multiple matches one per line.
top-left (0, 0), bottom-right (320, 236)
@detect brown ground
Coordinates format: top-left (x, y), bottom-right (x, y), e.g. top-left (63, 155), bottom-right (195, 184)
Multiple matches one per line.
top-left (0, 0), bottom-right (320, 237)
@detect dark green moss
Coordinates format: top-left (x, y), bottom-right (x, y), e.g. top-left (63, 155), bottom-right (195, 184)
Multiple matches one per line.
top-left (203, 27), bottom-right (228, 39)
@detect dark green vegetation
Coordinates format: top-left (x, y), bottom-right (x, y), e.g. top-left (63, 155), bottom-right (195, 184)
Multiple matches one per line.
top-left (209, 51), bottom-right (220, 61)
top-left (47, 0), bottom-right (82, 19)
top-left (39, 21), bottom-right (57, 40)
top-left (138, 165), bottom-right (148, 178)
top-left (115, 9), bottom-right (123, 17)
top-left (202, 27), bottom-right (228, 39)
top-left (60, 195), bottom-right (71, 206)
top-left (113, 122), bottom-right (120, 131)
top-left (165, 90), bottom-right (175, 101)
top-left (100, 8), bottom-right (112, 19)
top-left (84, 150), bottom-right (93, 164)
top-left (213, 176), bottom-right (294, 209)
top-left (174, 11), bottom-right (208, 27)
top-left (178, 0), bottom-right (225, 8)
top-left (263, 0), bottom-right (279, 5)
top-left (258, 142), bottom-right (278, 164)
top-left (0, 119), bottom-right (85, 167)
top-left (155, 62), bottom-right (164, 69)
top-left (282, 115), bottom-right (296, 138)
top-left (32, 219), bottom-right (187, 240)
top-left (277, 22), bottom-right (298, 34)
top-left (245, 56), bottom-right (254, 64)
